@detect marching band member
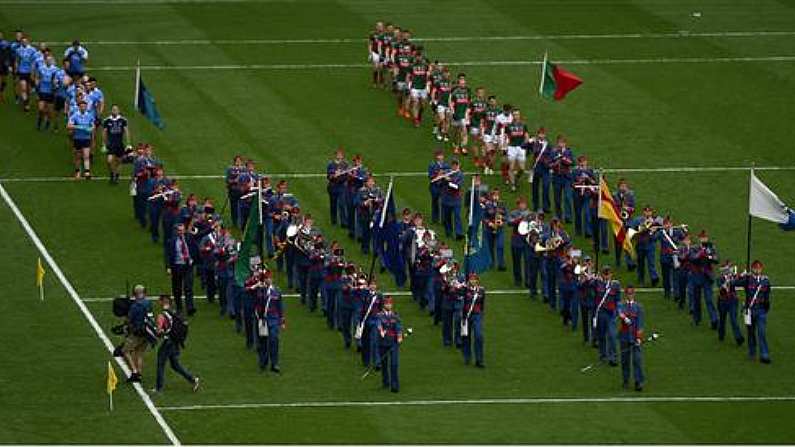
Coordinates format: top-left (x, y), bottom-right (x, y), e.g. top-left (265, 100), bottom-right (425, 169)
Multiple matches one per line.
top-left (376, 296), bottom-right (403, 392)
top-left (525, 213), bottom-right (543, 298)
top-left (658, 217), bottom-right (683, 300)
top-left (630, 206), bottom-right (661, 286)
top-left (345, 155), bottom-right (368, 240)
top-left (550, 135), bottom-right (574, 223)
top-left (356, 175), bottom-right (385, 255)
top-left (558, 252), bottom-right (578, 328)
top-left (326, 148), bottom-right (349, 227)
top-left (440, 261), bottom-right (464, 347)
top-left (250, 269), bottom-right (285, 374)
top-left (322, 242), bottom-right (346, 329)
top-left (198, 219), bottom-right (221, 304)
top-left (214, 225), bottom-right (237, 317)
top-left (740, 260), bottom-right (772, 363)
top-left (461, 273), bottom-right (486, 368)
top-left (224, 155), bottom-right (244, 228)
top-left (482, 188), bottom-right (507, 271)
top-left (295, 214), bottom-right (320, 305)
top-left (427, 149), bottom-right (450, 225)
top-left (717, 261), bottom-right (745, 346)
top-left (571, 155), bottom-right (596, 237)
top-left (145, 167), bottom-right (168, 243)
top-left (541, 218), bottom-right (570, 311)
top-left (528, 127), bottom-right (552, 213)
top-left (675, 232), bottom-right (693, 311)
top-left (594, 265), bottom-right (621, 366)
top-left (613, 178), bottom-right (637, 270)
top-left (440, 159), bottom-right (464, 240)
top-left (236, 159), bottom-right (258, 230)
top-left (360, 279), bottom-right (383, 368)
top-left (688, 230), bottom-right (719, 329)
top-left (618, 285), bottom-right (645, 391)
top-left (306, 234), bottom-right (326, 313)
top-left (576, 255), bottom-right (596, 344)
top-left (508, 196), bottom-right (532, 287)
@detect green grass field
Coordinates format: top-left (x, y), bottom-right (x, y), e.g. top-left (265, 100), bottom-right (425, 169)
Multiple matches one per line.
top-left (2, 0), bottom-right (795, 444)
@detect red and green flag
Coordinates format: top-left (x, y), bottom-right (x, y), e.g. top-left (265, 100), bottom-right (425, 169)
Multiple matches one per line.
top-left (538, 52), bottom-right (582, 100)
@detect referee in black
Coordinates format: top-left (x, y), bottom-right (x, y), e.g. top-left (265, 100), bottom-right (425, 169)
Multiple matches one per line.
top-left (102, 104), bottom-right (130, 184)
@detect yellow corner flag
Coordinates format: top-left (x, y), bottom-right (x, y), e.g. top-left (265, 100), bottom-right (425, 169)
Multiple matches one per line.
top-left (36, 257), bottom-right (46, 301)
top-left (107, 361), bottom-right (118, 411)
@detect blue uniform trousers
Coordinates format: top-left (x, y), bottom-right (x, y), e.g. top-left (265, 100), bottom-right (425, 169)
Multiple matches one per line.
top-left (430, 189), bottom-right (442, 224)
top-left (531, 168), bottom-right (551, 212)
top-left (526, 254), bottom-right (541, 297)
top-left (636, 244), bottom-right (658, 284)
top-left (747, 309), bottom-right (770, 361)
top-left (511, 245), bottom-right (526, 287)
top-left (688, 274), bottom-right (717, 325)
top-left (544, 258), bottom-right (557, 310)
top-left (620, 341), bottom-right (644, 385)
top-left (256, 317), bottom-right (280, 370)
top-left (552, 175), bottom-right (573, 221)
top-left (148, 203), bottom-right (163, 242)
top-left (573, 194), bottom-right (592, 236)
top-left (242, 295), bottom-right (256, 349)
top-left (718, 300), bottom-right (743, 342)
top-left (441, 201), bottom-right (463, 238)
top-left (660, 261), bottom-right (674, 299)
top-left (379, 342), bottom-right (400, 392)
top-left (461, 313), bottom-right (484, 364)
top-left (484, 229), bottom-right (505, 269)
top-left (596, 309), bottom-right (617, 362)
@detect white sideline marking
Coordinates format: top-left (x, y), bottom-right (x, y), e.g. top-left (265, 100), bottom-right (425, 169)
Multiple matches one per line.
top-left (158, 395), bottom-right (795, 411)
top-left (0, 183), bottom-right (182, 446)
top-left (82, 286), bottom-right (795, 303)
top-left (1, 165), bottom-right (794, 184)
top-left (87, 56), bottom-right (795, 71)
top-left (39, 31), bottom-right (795, 46)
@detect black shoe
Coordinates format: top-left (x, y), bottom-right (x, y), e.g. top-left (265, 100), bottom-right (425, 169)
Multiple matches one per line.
top-left (627, 265), bottom-right (636, 272)
top-left (760, 358), bottom-right (771, 364)
top-left (635, 383), bottom-right (643, 392)
top-left (455, 235), bottom-right (464, 241)
top-left (391, 388), bottom-right (399, 393)
top-left (475, 362), bottom-right (485, 368)
top-left (498, 266), bottom-right (506, 272)
top-left (187, 309), bottom-right (197, 317)
top-left (622, 381), bottom-right (629, 389)
top-left (651, 278), bottom-right (659, 287)
top-left (608, 361), bottom-right (618, 367)
top-left (736, 337), bottom-right (745, 347)
top-left (710, 321), bottom-right (718, 330)
top-left (271, 366), bottom-right (281, 373)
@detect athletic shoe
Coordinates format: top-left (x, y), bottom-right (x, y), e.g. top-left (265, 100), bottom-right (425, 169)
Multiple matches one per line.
top-left (192, 377), bottom-right (201, 392)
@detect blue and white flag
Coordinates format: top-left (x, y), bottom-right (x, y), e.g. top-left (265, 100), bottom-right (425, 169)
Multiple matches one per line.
top-left (749, 171), bottom-right (794, 231)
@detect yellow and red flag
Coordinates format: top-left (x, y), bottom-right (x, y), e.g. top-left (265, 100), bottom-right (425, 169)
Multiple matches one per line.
top-left (597, 176), bottom-right (635, 258)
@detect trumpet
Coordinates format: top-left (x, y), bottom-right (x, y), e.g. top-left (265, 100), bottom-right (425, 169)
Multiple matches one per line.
top-left (331, 166), bottom-right (358, 179)
top-left (430, 168), bottom-right (460, 183)
top-left (620, 208), bottom-right (630, 220)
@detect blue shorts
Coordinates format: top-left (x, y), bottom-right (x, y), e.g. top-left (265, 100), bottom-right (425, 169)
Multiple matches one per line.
top-left (17, 72), bottom-right (31, 82)
top-left (38, 92), bottom-right (54, 103)
top-left (73, 139), bottom-right (91, 150)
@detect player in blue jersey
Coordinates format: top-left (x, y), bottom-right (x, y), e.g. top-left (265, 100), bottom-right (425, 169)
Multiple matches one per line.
top-left (15, 36), bottom-right (39, 111)
top-left (64, 40), bottom-right (89, 78)
top-left (34, 55), bottom-right (59, 131)
top-left (67, 100), bottom-right (95, 179)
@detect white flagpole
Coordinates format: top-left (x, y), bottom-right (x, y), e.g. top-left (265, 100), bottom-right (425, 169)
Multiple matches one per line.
top-left (538, 51), bottom-right (548, 96)
top-left (379, 177), bottom-right (394, 229)
top-left (39, 282), bottom-right (44, 301)
top-left (133, 59), bottom-right (141, 110)
top-left (109, 389), bottom-right (113, 412)
top-left (746, 163), bottom-right (754, 269)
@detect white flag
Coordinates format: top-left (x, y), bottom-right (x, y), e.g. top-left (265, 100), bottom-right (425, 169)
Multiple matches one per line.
top-left (749, 171), bottom-right (789, 224)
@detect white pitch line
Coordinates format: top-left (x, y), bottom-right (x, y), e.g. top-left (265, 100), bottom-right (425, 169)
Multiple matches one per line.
top-left (158, 395), bottom-right (795, 411)
top-left (0, 183), bottom-right (182, 446)
top-left (81, 286), bottom-right (795, 303)
top-left (1, 165), bottom-right (794, 184)
top-left (86, 55), bottom-right (795, 71)
top-left (43, 30), bottom-right (795, 46)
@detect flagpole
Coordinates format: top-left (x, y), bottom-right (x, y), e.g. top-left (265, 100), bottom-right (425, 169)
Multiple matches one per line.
top-left (746, 163), bottom-right (755, 269)
top-left (134, 59), bottom-right (141, 110)
top-left (39, 283), bottom-right (44, 301)
top-left (367, 177), bottom-right (393, 285)
top-left (538, 51), bottom-right (548, 96)
top-left (109, 389), bottom-right (114, 412)
top-left (595, 171), bottom-right (602, 271)
top-left (257, 173), bottom-right (264, 258)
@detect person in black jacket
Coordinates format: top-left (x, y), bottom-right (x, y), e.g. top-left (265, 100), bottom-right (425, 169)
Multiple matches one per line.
top-left (165, 223), bottom-right (195, 316)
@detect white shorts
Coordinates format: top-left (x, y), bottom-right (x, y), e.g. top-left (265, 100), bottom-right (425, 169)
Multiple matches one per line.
top-left (469, 126), bottom-right (481, 136)
top-left (410, 88), bottom-right (428, 100)
top-left (436, 104), bottom-right (450, 115)
top-left (369, 52), bottom-right (380, 66)
top-left (507, 145), bottom-right (526, 163)
top-left (452, 118), bottom-right (468, 128)
top-left (482, 133), bottom-right (496, 144)
top-left (396, 81), bottom-right (408, 92)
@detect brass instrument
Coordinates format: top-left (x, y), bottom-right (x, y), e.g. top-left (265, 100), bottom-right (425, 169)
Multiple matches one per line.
top-left (331, 165), bottom-right (357, 179)
top-left (620, 207), bottom-right (630, 220)
top-left (535, 234), bottom-right (563, 253)
top-left (430, 168), bottom-right (460, 183)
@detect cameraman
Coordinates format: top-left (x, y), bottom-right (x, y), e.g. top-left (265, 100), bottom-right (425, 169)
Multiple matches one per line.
top-left (123, 285), bottom-right (151, 383)
top-left (154, 295), bottom-right (200, 393)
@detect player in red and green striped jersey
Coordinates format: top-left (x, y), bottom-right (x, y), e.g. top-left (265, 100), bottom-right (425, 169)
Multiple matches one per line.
top-left (368, 22), bottom-right (385, 88)
top-left (406, 47), bottom-right (430, 128)
top-left (431, 67), bottom-right (452, 142)
top-left (469, 87), bottom-right (487, 169)
top-left (393, 44), bottom-right (414, 118)
top-left (449, 73), bottom-right (471, 155)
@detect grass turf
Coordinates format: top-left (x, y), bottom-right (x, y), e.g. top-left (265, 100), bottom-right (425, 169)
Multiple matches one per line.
top-left (1, 0), bottom-right (795, 443)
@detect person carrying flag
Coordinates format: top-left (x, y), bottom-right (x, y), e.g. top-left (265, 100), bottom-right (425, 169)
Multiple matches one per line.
top-left (250, 269), bottom-right (286, 373)
top-left (740, 260), bottom-right (772, 364)
top-left (594, 265), bottom-right (621, 366)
